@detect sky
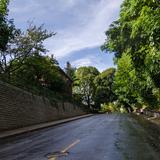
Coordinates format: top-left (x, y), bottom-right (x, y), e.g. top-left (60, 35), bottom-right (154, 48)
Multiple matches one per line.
top-left (9, 0), bottom-right (123, 72)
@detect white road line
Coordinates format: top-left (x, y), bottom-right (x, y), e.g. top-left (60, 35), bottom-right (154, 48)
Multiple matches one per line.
top-left (61, 139), bottom-right (80, 153)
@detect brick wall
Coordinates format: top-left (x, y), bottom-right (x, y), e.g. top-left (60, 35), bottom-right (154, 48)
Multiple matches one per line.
top-left (0, 81), bottom-right (85, 131)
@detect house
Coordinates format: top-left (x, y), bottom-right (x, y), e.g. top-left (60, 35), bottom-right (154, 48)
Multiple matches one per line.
top-left (57, 67), bottom-right (73, 97)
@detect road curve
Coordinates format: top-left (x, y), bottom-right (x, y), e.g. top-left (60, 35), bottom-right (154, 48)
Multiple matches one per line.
top-left (0, 114), bottom-right (159, 160)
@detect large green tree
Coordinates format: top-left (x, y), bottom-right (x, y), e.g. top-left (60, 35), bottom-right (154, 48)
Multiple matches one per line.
top-left (102, 0), bottom-right (160, 109)
top-left (11, 55), bottom-right (65, 92)
top-left (73, 66), bottom-right (99, 109)
top-left (0, 0), bottom-right (9, 15)
top-left (0, 0), bottom-right (75, 102)
top-left (113, 53), bottom-right (145, 111)
top-left (0, 0), bottom-right (16, 51)
top-left (0, 24), bottom-right (55, 81)
top-left (94, 68), bottom-right (117, 108)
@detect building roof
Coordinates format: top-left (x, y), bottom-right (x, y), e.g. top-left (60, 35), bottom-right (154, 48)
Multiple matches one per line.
top-left (57, 67), bottom-right (73, 83)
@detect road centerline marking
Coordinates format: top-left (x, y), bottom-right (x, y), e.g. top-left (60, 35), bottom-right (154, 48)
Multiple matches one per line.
top-left (61, 139), bottom-right (80, 153)
top-left (47, 139), bottom-right (80, 159)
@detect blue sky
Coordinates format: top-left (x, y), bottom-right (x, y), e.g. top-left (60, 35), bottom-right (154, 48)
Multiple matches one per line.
top-left (9, 0), bottom-right (123, 72)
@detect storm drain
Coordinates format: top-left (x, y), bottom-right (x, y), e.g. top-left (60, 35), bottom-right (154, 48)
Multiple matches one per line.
top-left (46, 151), bottom-right (69, 159)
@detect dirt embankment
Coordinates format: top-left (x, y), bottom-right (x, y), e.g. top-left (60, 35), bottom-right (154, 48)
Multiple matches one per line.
top-left (132, 114), bottom-right (160, 153)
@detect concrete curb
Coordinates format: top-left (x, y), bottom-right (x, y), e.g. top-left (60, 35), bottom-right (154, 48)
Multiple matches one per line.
top-left (0, 114), bottom-right (93, 139)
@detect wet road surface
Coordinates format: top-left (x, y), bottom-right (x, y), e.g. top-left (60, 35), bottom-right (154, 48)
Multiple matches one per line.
top-left (0, 114), bottom-right (160, 160)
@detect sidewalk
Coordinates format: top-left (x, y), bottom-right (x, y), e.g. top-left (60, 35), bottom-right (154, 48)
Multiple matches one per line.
top-left (0, 114), bottom-right (93, 139)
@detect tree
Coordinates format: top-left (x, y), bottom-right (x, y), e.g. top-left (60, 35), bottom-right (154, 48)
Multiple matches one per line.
top-left (0, 0), bottom-right (18, 78)
top-left (11, 55), bottom-right (65, 91)
top-left (113, 53), bottom-right (142, 111)
top-left (0, 24), bottom-right (55, 81)
top-left (102, 0), bottom-right (160, 110)
top-left (73, 66), bottom-right (99, 109)
top-left (102, 0), bottom-right (160, 76)
top-left (94, 68), bottom-right (117, 108)
top-left (0, 0), bottom-right (9, 15)
top-left (0, 0), bottom-right (17, 52)
top-left (0, 1), bottom-right (74, 102)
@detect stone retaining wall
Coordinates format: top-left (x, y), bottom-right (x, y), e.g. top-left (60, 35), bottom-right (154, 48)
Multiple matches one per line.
top-left (0, 81), bottom-right (85, 131)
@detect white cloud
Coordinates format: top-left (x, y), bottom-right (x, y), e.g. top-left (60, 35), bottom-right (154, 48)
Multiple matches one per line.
top-left (71, 55), bottom-right (115, 72)
top-left (9, 0), bottom-right (77, 13)
top-left (9, 0), bottom-right (123, 61)
top-left (45, 0), bottom-right (123, 59)
top-left (72, 57), bottom-right (93, 67)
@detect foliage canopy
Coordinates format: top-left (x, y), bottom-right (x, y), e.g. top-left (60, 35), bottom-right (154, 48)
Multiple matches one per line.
top-left (102, 0), bottom-right (160, 110)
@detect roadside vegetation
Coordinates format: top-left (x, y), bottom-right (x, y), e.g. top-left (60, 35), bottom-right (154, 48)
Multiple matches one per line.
top-left (101, 0), bottom-right (160, 112)
top-left (74, 0), bottom-right (160, 113)
top-left (0, 0), bottom-right (117, 112)
top-left (0, 1), bottom-right (70, 103)
top-left (0, 0), bottom-right (159, 113)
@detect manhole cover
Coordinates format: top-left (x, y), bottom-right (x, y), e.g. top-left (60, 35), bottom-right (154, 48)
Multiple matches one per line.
top-left (46, 151), bottom-right (69, 159)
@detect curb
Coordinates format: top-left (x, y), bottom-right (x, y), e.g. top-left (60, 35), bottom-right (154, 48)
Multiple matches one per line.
top-left (0, 114), bottom-right (93, 139)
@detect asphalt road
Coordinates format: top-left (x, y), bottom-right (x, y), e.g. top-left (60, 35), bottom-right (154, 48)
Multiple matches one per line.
top-left (0, 114), bottom-right (160, 160)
